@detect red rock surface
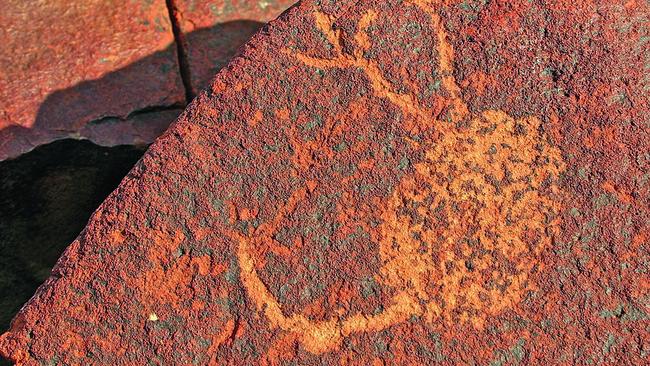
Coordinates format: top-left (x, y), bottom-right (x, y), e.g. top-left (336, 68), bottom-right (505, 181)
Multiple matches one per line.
top-left (0, 0), bottom-right (184, 160)
top-left (1, 0), bottom-right (649, 364)
top-left (173, 0), bottom-right (298, 94)
top-left (0, 0), bottom-right (295, 160)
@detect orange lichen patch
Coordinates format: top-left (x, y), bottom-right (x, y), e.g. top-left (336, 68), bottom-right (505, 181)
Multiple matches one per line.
top-left (210, 262), bottom-right (228, 277)
top-left (602, 181), bottom-right (634, 205)
top-left (632, 230), bottom-right (647, 248)
top-left (140, 255), bottom-right (194, 310)
top-left (306, 180), bottom-right (318, 193)
top-left (378, 110), bottom-right (565, 327)
top-left (274, 108), bottom-right (290, 121)
top-left (583, 124), bottom-right (625, 149)
top-left (287, 131), bottom-right (321, 170)
top-left (191, 300), bottom-right (205, 311)
top-left (249, 110), bottom-right (264, 127)
top-left (133, 229), bottom-right (213, 311)
top-left (208, 318), bottom-right (236, 356)
top-left (60, 332), bottom-right (86, 358)
top-left (263, 332), bottom-right (300, 366)
top-left (3, 348), bottom-right (29, 366)
top-left (548, 112), bottom-right (564, 144)
top-left (462, 71), bottom-right (497, 97)
top-left (108, 230), bottom-right (125, 246)
top-left (193, 255), bottom-right (212, 276)
top-left (237, 206), bottom-right (258, 221)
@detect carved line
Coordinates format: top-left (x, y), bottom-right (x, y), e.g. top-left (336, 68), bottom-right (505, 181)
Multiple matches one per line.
top-left (228, 1), bottom-right (564, 355)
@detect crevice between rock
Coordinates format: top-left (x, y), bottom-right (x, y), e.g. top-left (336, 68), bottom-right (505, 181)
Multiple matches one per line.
top-left (165, 0), bottom-right (196, 103)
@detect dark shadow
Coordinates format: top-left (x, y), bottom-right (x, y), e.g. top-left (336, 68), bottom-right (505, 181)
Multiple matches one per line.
top-left (0, 139), bottom-right (146, 334)
top-left (182, 20), bottom-right (268, 98)
top-left (0, 20), bottom-right (264, 365)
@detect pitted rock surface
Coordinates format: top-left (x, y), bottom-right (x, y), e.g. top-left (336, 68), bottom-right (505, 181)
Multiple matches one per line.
top-left (1, 0), bottom-right (648, 364)
top-left (174, 0), bottom-right (298, 94)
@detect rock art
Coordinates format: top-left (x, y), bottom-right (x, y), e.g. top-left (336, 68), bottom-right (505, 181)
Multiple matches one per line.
top-left (1, 0), bottom-right (648, 364)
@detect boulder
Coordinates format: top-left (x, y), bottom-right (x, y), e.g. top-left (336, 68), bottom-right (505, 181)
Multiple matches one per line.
top-left (1, 0), bottom-right (648, 364)
top-left (0, 0), bottom-right (184, 160)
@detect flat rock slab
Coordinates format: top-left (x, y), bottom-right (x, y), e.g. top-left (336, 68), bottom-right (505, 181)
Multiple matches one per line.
top-left (0, 0), bottom-right (184, 160)
top-left (0, 0), bottom-right (295, 161)
top-left (2, 0), bottom-right (649, 364)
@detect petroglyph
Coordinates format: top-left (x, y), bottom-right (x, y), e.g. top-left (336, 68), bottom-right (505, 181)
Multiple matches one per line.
top-left (230, 0), bottom-right (566, 354)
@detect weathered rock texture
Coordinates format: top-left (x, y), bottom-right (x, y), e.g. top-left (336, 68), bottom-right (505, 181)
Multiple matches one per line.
top-left (173, 0), bottom-right (299, 95)
top-left (2, 0), bottom-right (649, 364)
top-left (0, 140), bottom-right (146, 335)
top-left (0, 0), bottom-right (184, 160)
top-left (0, 0), bottom-right (295, 160)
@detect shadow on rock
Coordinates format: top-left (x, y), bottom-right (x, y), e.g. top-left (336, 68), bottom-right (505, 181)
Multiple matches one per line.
top-left (0, 21), bottom-right (266, 365)
top-left (0, 20), bottom-right (265, 161)
top-left (0, 140), bottom-right (146, 335)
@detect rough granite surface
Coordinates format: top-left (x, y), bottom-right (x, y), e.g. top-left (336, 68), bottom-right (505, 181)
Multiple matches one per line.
top-left (1, 0), bottom-right (649, 364)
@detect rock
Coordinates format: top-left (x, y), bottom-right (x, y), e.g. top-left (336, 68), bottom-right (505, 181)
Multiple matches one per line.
top-left (1, 0), bottom-right (648, 364)
top-left (0, 0), bottom-right (295, 353)
top-left (0, 140), bottom-right (146, 336)
top-left (0, 0), bottom-right (295, 161)
top-left (0, 0), bottom-right (184, 160)
top-left (172, 0), bottom-right (298, 94)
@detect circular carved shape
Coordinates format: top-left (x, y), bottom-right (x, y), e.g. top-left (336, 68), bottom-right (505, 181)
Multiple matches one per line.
top-left (231, 3), bottom-right (566, 355)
